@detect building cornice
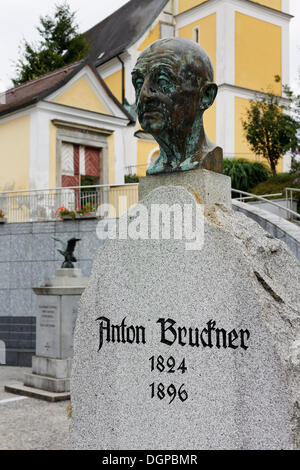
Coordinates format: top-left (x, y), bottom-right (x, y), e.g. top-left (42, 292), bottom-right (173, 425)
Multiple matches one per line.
top-left (52, 119), bottom-right (114, 136)
top-left (175, 0), bottom-right (293, 23)
top-left (0, 104), bottom-right (35, 123)
top-left (218, 82), bottom-right (291, 104)
top-left (38, 100), bottom-right (130, 129)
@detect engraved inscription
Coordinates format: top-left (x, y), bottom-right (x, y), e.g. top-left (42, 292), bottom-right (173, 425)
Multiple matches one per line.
top-left (37, 301), bottom-right (59, 357)
top-left (96, 315), bottom-right (251, 404)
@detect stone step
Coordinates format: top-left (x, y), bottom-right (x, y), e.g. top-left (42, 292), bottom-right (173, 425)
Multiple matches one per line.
top-left (24, 373), bottom-right (70, 393)
top-left (4, 382), bottom-right (70, 402)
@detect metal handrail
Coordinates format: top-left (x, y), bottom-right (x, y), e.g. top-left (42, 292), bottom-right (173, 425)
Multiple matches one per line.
top-left (237, 192), bottom-right (282, 201)
top-left (284, 188), bottom-right (300, 220)
top-left (285, 188), bottom-right (300, 192)
top-left (0, 183), bottom-right (138, 195)
top-left (232, 188), bottom-right (300, 220)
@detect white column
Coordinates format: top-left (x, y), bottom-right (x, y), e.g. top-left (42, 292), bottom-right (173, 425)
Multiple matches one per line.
top-left (282, 0), bottom-right (290, 14)
top-left (282, 21), bottom-right (290, 87)
top-left (113, 128), bottom-right (126, 184)
top-left (123, 126), bottom-right (138, 174)
top-left (216, 87), bottom-right (235, 158)
top-left (216, 1), bottom-right (235, 85)
top-left (282, 152), bottom-right (291, 172)
top-left (79, 145), bottom-right (85, 175)
top-left (125, 53), bottom-right (137, 105)
top-left (29, 109), bottom-right (50, 190)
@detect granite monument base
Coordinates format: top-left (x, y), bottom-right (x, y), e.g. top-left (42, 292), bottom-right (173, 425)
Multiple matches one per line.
top-left (69, 173), bottom-right (300, 449)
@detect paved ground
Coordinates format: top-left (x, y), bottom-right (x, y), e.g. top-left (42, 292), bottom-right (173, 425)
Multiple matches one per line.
top-left (0, 366), bottom-right (70, 450)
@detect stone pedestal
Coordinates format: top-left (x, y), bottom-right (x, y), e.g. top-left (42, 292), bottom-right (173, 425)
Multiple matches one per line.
top-left (5, 269), bottom-right (88, 402)
top-left (139, 168), bottom-right (231, 212)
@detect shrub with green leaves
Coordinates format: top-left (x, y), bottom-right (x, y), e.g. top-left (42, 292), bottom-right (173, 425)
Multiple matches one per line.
top-left (250, 173), bottom-right (300, 210)
top-left (125, 174), bottom-right (139, 184)
top-left (223, 158), bottom-right (269, 192)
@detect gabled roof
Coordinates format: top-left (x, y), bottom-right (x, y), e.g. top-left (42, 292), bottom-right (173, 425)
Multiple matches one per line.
top-left (0, 61), bottom-right (134, 121)
top-left (0, 0), bottom-right (169, 119)
top-left (0, 61), bottom-right (85, 117)
top-left (85, 0), bottom-right (169, 66)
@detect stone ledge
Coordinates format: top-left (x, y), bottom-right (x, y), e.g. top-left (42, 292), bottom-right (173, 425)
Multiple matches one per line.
top-left (24, 372), bottom-right (70, 393)
top-left (4, 382), bottom-right (70, 402)
top-left (32, 356), bottom-right (72, 379)
top-left (33, 286), bottom-right (85, 295)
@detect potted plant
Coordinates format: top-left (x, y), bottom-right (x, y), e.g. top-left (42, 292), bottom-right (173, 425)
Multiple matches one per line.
top-left (76, 202), bottom-right (97, 218)
top-left (55, 206), bottom-right (76, 221)
top-left (0, 209), bottom-right (7, 224)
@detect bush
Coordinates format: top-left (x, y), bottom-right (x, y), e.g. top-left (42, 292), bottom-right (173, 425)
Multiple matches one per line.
top-left (250, 173), bottom-right (300, 211)
top-left (250, 172), bottom-right (300, 195)
top-left (223, 158), bottom-right (269, 193)
top-left (125, 174), bottom-right (139, 183)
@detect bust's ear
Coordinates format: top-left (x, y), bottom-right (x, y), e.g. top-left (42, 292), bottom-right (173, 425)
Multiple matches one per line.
top-left (200, 83), bottom-right (218, 110)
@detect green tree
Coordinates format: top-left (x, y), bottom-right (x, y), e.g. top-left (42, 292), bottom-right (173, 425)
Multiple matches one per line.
top-left (13, 2), bottom-right (88, 86)
top-left (283, 78), bottom-right (300, 125)
top-left (242, 80), bottom-right (299, 177)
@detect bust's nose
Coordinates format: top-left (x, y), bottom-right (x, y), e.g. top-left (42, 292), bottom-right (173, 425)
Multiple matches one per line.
top-left (139, 78), bottom-right (158, 103)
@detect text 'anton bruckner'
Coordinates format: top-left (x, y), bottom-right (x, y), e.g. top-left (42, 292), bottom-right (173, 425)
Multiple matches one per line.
top-left (96, 317), bottom-right (250, 352)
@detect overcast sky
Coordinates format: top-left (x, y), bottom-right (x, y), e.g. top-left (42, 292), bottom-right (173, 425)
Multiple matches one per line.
top-left (0, 0), bottom-right (299, 93)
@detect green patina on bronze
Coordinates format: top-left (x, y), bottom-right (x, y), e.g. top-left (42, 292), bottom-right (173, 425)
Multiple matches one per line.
top-left (132, 38), bottom-right (223, 175)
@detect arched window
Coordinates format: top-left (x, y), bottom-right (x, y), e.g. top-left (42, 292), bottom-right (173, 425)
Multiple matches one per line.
top-left (147, 148), bottom-right (160, 168)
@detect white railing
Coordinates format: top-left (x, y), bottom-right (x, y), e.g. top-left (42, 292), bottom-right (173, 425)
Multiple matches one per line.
top-left (232, 188), bottom-right (300, 221)
top-left (0, 184), bottom-right (299, 224)
top-left (0, 184), bottom-right (139, 223)
top-left (284, 188), bottom-right (300, 220)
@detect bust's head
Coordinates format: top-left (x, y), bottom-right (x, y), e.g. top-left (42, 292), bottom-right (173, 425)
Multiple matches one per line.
top-left (132, 38), bottom-right (219, 174)
top-left (132, 37), bottom-right (216, 133)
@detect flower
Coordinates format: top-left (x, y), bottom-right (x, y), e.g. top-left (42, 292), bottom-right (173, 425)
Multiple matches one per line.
top-left (55, 206), bottom-right (75, 221)
top-left (76, 202), bottom-right (97, 216)
top-left (0, 209), bottom-right (5, 219)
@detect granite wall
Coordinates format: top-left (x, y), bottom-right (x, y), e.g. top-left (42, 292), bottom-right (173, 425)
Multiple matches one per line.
top-left (232, 201), bottom-right (300, 261)
top-left (0, 219), bottom-right (105, 366)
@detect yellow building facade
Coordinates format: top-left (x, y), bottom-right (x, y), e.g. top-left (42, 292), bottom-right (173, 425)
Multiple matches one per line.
top-left (0, 114), bottom-right (31, 191)
top-left (98, 0), bottom-right (291, 176)
top-left (0, 0), bottom-right (292, 193)
top-left (0, 64), bottom-right (131, 193)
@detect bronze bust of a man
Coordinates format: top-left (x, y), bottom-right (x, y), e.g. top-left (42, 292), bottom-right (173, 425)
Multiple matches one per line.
top-left (132, 38), bottom-right (222, 175)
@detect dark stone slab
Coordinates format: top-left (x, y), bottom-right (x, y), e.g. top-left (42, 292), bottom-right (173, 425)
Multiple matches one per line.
top-left (0, 316), bottom-right (36, 366)
top-left (5, 351), bottom-right (33, 367)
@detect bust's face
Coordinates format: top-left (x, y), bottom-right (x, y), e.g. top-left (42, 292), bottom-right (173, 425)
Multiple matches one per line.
top-left (132, 41), bottom-right (204, 136)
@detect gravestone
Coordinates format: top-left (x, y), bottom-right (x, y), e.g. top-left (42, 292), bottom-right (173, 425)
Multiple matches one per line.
top-left (69, 172), bottom-right (300, 449)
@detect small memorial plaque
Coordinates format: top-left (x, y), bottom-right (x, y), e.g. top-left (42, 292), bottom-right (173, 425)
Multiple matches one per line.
top-left (36, 296), bottom-right (60, 358)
